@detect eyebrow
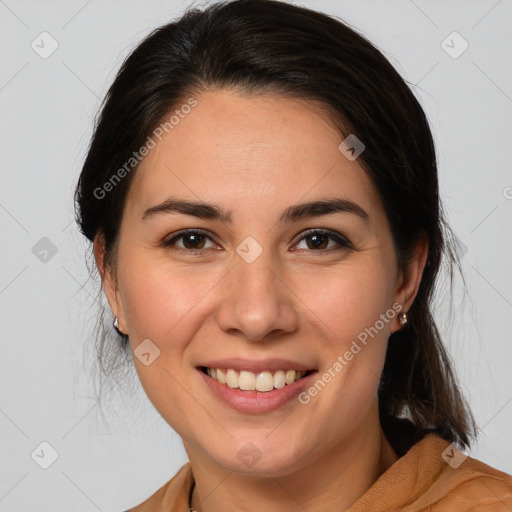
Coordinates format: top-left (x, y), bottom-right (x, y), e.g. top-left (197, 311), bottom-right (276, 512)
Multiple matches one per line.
top-left (142, 197), bottom-right (370, 224)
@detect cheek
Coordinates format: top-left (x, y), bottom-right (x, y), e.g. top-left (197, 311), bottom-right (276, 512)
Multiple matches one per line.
top-left (298, 261), bottom-right (395, 348)
top-left (116, 255), bottom-right (220, 430)
top-left (296, 265), bottom-right (393, 438)
top-left (118, 255), bottom-right (219, 342)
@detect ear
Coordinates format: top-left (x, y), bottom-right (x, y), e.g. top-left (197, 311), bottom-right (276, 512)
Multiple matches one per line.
top-left (93, 234), bottom-right (127, 335)
top-left (391, 232), bottom-right (429, 333)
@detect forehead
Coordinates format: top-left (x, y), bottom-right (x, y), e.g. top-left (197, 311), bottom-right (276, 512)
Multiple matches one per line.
top-left (126, 89), bottom-right (382, 224)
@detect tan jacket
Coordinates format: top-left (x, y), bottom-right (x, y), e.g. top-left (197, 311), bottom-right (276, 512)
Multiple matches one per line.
top-left (127, 433), bottom-right (512, 511)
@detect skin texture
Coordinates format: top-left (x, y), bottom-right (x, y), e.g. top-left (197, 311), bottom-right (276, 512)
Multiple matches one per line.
top-left (95, 89), bottom-right (428, 512)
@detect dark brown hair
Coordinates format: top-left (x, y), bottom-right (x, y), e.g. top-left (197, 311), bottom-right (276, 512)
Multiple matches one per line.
top-left (75, 0), bottom-right (476, 452)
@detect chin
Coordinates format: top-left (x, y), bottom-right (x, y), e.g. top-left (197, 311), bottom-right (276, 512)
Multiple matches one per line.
top-left (205, 437), bottom-right (307, 477)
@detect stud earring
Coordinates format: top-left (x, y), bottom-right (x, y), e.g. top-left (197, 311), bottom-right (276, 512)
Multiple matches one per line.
top-left (113, 316), bottom-right (124, 335)
top-left (398, 311), bottom-right (408, 327)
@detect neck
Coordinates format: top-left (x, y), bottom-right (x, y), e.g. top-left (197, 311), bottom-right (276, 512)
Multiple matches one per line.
top-left (186, 415), bottom-right (399, 512)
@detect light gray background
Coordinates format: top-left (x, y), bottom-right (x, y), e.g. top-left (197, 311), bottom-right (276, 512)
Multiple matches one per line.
top-left (1, 0), bottom-right (511, 510)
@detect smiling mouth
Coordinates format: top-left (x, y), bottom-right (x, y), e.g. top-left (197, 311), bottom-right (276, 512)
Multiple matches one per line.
top-left (200, 366), bottom-right (314, 392)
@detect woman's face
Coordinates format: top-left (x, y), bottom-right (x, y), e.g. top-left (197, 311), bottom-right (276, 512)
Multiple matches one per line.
top-left (100, 89), bottom-right (424, 475)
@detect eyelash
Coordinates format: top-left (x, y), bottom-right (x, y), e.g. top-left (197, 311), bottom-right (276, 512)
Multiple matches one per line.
top-left (161, 228), bottom-right (354, 255)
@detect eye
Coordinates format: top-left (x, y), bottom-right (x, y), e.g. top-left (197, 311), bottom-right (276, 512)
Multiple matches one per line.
top-left (161, 228), bottom-right (353, 255)
top-left (162, 229), bottom-right (218, 253)
top-left (293, 229), bottom-right (353, 252)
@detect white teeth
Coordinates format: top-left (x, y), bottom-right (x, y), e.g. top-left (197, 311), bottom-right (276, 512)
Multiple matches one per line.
top-left (226, 369), bottom-right (238, 389)
top-left (239, 371), bottom-right (256, 391)
top-left (285, 370), bottom-right (296, 385)
top-left (205, 367), bottom-right (308, 392)
top-left (255, 371), bottom-right (274, 392)
top-left (273, 370), bottom-right (286, 389)
top-left (216, 368), bottom-right (226, 384)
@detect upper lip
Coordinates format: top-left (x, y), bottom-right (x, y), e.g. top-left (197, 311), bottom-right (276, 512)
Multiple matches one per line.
top-left (198, 358), bottom-right (316, 373)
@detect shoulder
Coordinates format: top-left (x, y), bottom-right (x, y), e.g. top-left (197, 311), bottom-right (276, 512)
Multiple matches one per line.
top-left (349, 433), bottom-right (512, 512)
top-left (423, 436), bottom-right (512, 512)
top-left (400, 434), bottom-right (512, 511)
top-left (124, 462), bottom-right (194, 512)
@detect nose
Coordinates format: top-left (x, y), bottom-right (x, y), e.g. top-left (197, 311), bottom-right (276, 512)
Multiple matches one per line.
top-left (216, 251), bottom-right (299, 342)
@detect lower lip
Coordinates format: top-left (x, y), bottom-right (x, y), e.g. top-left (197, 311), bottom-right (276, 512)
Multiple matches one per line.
top-left (197, 368), bottom-right (317, 414)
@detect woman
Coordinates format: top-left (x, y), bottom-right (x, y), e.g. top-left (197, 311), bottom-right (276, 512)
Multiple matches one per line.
top-left (74, 0), bottom-right (512, 510)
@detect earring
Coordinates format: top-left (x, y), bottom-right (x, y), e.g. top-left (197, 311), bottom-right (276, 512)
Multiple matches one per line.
top-left (398, 311), bottom-right (408, 327)
top-left (113, 316), bottom-right (124, 335)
